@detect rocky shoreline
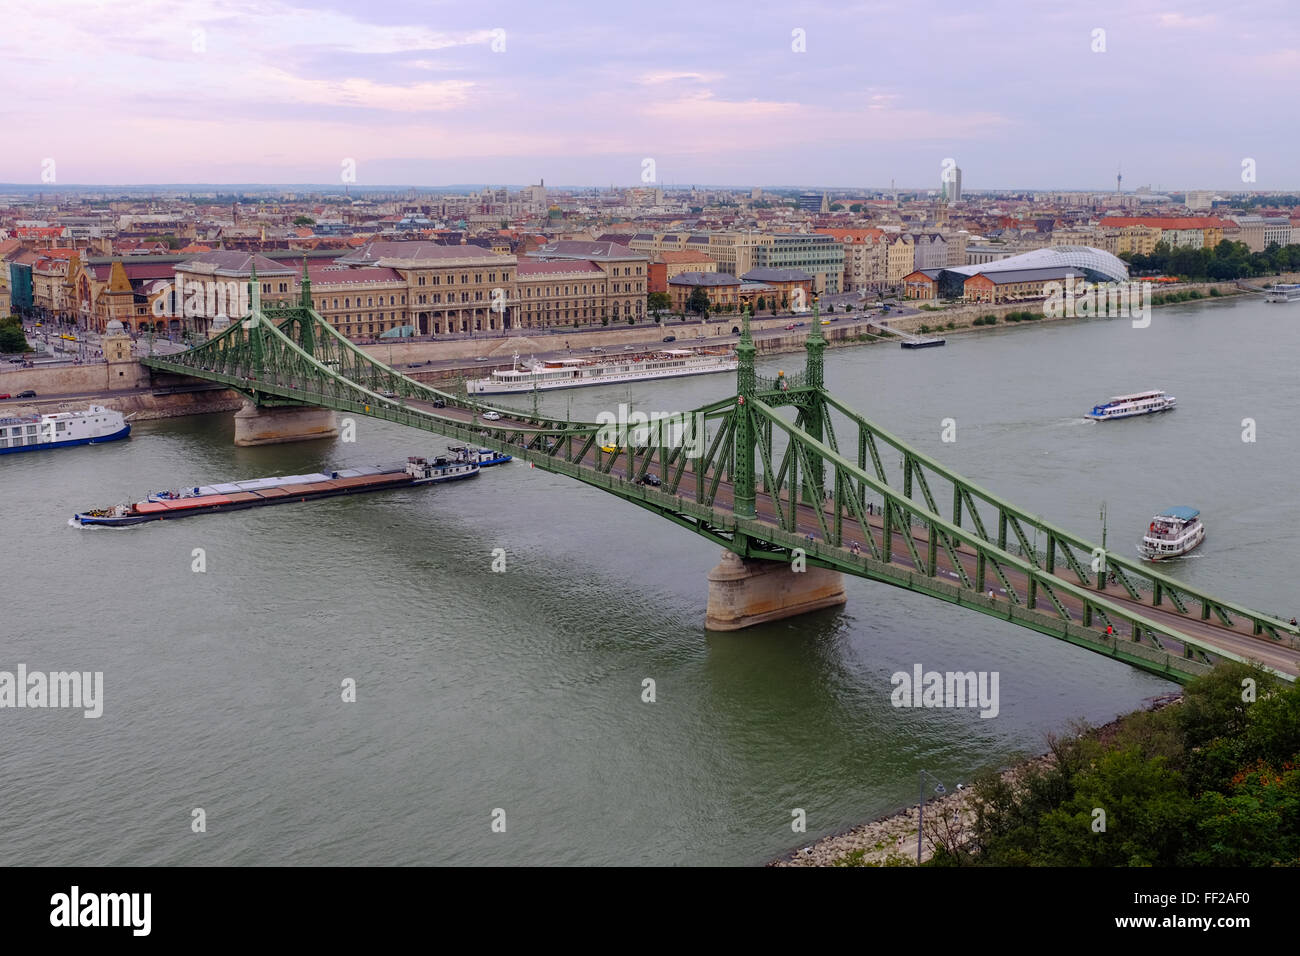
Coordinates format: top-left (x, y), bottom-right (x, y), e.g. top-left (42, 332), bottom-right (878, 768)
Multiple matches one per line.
top-left (770, 698), bottom-right (1181, 867)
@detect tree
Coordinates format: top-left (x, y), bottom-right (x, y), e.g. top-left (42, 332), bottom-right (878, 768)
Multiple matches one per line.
top-left (687, 286), bottom-right (710, 315)
top-left (830, 203), bottom-right (844, 211)
top-left (647, 291), bottom-right (671, 313)
top-left (293, 215), bottom-right (316, 226)
top-left (850, 203), bottom-right (863, 213)
top-left (0, 324), bottom-right (30, 352)
top-left (756, 296), bottom-right (767, 311)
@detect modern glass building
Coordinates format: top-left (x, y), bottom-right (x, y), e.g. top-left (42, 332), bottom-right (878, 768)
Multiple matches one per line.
top-left (751, 234), bottom-right (845, 294)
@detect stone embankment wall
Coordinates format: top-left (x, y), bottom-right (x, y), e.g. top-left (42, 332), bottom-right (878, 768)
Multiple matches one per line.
top-left (4, 386), bottom-right (242, 421)
top-left (0, 358), bottom-right (150, 395)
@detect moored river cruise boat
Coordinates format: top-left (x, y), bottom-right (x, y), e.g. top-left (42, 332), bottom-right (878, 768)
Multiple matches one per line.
top-left (0, 405), bottom-right (130, 454)
top-left (1140, 506), bottom-right (1205, 560)
top-left (467, 348), bottom-right (737, 395)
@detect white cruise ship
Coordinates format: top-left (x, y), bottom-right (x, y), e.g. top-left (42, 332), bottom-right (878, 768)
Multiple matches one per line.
top-left (467, 348), bottom-right (738, 395)
top-left (1085, 389), bottom-right (1176, 421)
top-left (1140, 507), bottom-right (1205, 561)
top-left (1265, 283), bottom-right (1300, 303)
top-left (0, 405), bottom-right (131, 455)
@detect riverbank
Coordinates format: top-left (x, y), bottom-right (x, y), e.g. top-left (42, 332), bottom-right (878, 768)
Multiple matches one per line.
top-left (770, 697), bottom-right (1181, 867)
top-left (0, 275), bottom-right (1268, 415)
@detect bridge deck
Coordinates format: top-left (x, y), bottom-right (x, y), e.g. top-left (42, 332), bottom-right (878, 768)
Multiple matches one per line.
top-left (401, 395), bottom-right (1299, 681)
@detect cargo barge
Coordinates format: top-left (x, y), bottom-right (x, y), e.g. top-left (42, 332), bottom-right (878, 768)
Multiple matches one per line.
top-left (73, 456), bottom-right (478, 527)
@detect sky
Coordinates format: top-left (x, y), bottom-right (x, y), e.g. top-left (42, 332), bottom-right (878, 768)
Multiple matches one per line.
top-left (2, 0), bottom-right (1297, 190)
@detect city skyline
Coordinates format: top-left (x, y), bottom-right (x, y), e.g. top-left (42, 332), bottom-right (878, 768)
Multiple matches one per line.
top-left (4, 0), bottom-right (1297, 189)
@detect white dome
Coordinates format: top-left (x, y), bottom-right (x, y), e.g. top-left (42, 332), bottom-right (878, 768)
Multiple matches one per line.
top-left (105, 319), bottom-right (125, 333)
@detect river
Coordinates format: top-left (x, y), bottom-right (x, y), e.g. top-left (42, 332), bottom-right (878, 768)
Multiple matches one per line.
top-left (2, 293), bottom-right (1295, 865)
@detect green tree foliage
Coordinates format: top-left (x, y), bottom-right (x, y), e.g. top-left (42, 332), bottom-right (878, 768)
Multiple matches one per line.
top-left (1125, 239), bottom-right (1300, 280)
top-left (936, 663), bottom-right (1300, 867)
top-left (0, 324), bottom-right (29, 352)
top-left (686, 286), bottom-right (710, 315)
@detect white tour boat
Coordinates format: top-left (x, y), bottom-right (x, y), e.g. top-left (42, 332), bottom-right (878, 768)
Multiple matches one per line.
top-left (0, 404), bottom-right (130, 454)
top-left (1140, 506), bottom-right (1205, 561)
top-left (1265, 283), bottom-right (1300, 303)
top-left (466, 348), bottom-right (737, 395)
top-left (1086, 389), bottom-right (1176, 421)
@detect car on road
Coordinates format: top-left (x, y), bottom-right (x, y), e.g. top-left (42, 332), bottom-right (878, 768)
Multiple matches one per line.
top-left (8, 357), bottom-right (24, 364)
top-left (380, 389), bottom-right (397, 398)
top-left (639, 473), bottom-right (662, 487)
top-left (589, 346), bottom-right (605, 353)
top-left (0, 393), bottom-right (10, 400)
top-left (16, 389), bottom-right (36, 398)
top-left (432, 399), bottom-right (446, 408)
top-left (475, 356), bottom-right (488, 362)
top-left (482, 410), bottom-right (501, 421)
top-left (662, 335), bottom-right (676, 342)
top-left (784, 323), bottom-right (797, 330)
top-left (623, 345), bottom-right (634, 350)
top-left (600, 444), bottom-right (620, 454)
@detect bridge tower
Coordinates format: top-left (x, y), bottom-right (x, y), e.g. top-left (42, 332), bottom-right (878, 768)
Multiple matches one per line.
top-left (732, 303), bottom-right (757, 519)
top-left (801, 296), bottom-right (826, 504)
top-left (231, 259), bottom-right (338, 446)
top-left (705, 302), bottom-right (846, 630)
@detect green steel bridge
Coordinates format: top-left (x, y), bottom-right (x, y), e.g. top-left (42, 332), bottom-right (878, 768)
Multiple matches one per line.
top-left (142, 266), bottom-right (1300, 685)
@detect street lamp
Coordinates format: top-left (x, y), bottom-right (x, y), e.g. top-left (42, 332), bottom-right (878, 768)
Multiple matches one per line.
top-left (917, 769), bottom-right (946, 865)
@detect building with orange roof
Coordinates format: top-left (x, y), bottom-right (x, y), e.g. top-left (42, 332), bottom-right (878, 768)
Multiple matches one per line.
top-left (648, 250), bottom-right (717, 293)
top-left (1102, 216), bottom-right (1229, 250)
top-left (816, 227), bottom-right (888, 291)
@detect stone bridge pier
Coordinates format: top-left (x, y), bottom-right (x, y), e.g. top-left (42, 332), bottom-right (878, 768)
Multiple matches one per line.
top-left (705, 550), bottom-right (847, 630)
top-left (233, 400), bottom-right (339, 446)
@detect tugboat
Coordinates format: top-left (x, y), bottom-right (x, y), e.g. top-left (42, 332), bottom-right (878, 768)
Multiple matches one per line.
top-left (446, 444), bottom-right (513, 467)
top-left (1140, 506), bottom-right (1205, 561)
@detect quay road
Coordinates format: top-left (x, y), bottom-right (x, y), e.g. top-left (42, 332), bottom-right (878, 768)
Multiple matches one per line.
top-left (402, 394), bottom-right (1300, 680)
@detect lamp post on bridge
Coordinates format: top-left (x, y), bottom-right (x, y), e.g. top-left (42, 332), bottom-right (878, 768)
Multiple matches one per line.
top-left (917, 770), bottom-right (946, 865)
